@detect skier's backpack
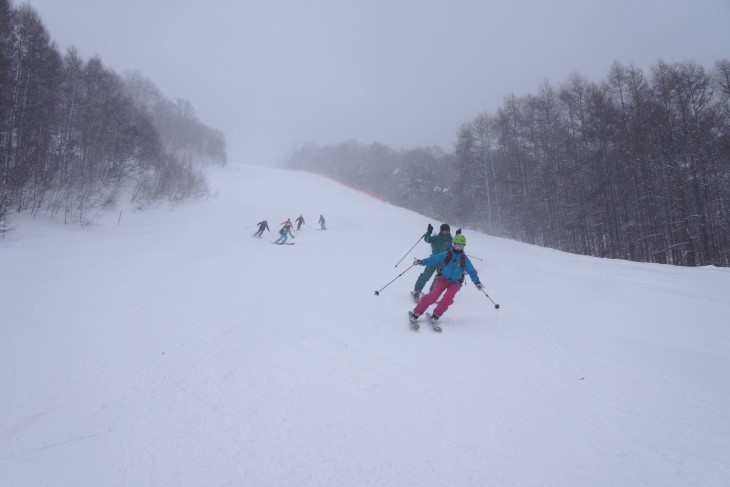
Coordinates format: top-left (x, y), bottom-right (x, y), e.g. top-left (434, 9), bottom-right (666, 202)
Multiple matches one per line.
top-left (438, 249), bottom-right (466, 283)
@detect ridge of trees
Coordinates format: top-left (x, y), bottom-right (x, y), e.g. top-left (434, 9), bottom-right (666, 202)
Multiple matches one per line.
top-left (0, 0), bottom-right (226, 235)
top-left (286, 59), bottom-right (730, 267)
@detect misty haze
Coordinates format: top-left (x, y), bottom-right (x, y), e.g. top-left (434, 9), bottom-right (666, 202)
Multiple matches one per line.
top-left (2, 0), bottom-right (730, 486)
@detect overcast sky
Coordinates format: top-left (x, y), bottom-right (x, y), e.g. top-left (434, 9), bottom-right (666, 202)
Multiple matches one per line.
top-left (26, 0), bottom-right (730, 165)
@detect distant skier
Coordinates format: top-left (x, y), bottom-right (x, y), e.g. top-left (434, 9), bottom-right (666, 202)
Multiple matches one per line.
top-left (275, 223), bottom-right (295, 244)
top-left (253, 220), bottom-right (269, 237)
top-left (295, 215), bottom-right (305, 230)
top-left (411, 223), bottom-right (460, 301)
top-left (409, 233), bottom-right (482, 327)
top-left (318, 214), bottom-right (326, 230)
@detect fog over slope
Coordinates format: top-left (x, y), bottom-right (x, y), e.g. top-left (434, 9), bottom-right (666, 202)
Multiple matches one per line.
top-left (2, 164), bottom-right (729, 486)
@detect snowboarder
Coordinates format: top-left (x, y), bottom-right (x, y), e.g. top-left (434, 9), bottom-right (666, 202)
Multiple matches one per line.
top-left (318, 214), bottom-right (326, 230)
top-left (295, 215), bottom-right (305, 230)
top-left (253, 220), bottom-right (269, 237)
top-left (411, 223), bottom-right (460, 301)
top-left (275, 223), bottom-right (295, 244)
top-left (409, 234), bottom-right (482, 327)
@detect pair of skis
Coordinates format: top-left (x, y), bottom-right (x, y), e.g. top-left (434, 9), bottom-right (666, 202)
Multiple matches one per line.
top-left (410, 292), bottom-right (442, 332)
top-left (408, 311), bottom-right (442, 333)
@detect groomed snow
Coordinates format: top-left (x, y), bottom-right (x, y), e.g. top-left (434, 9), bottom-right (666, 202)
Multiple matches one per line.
top-left (2, 164), bottom-right (729, 486)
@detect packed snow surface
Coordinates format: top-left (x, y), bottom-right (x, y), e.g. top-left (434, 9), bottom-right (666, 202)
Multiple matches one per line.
top-left (2, 164), bottom-right (730, 486)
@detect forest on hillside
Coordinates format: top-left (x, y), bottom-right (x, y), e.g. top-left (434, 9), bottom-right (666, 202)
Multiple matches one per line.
top-left (287, 59), bottom-right (730, 267)
top-left (0, 0), bottom-right (226, 235)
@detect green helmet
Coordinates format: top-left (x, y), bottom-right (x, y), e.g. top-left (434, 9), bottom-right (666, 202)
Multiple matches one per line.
top-left (452, 234), bottom-right (466, 246)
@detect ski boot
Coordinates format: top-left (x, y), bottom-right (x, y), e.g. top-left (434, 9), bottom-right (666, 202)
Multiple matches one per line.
top-left (428, 313), bottom-right (442, 332)
top-left (408, 311), bottom-right (420, 330)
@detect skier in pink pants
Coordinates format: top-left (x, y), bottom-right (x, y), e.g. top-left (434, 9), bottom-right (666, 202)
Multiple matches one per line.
top-left (409, 233), bottom-right (483, 327)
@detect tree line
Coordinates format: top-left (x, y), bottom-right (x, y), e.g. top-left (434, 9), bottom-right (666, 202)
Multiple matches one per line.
top-left (0, 0), bottom-right (226, 235)
top-left (286, 59), bottom-right (730, 267)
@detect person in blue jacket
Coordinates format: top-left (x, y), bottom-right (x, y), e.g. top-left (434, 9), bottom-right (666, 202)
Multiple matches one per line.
top-left (409, 233), bottom-right (483, 325)
top-left (411, 223), bottom-right (460, 301)
top-left (275, 223), bottom-right (295, 244)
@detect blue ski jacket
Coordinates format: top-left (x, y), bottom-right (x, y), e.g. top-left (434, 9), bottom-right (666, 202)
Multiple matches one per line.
top-left (418, 246), bottom-right (481, 285)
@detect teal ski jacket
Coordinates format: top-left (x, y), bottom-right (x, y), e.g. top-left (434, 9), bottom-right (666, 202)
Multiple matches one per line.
top-left (423, 230), bottom-right (452, 255)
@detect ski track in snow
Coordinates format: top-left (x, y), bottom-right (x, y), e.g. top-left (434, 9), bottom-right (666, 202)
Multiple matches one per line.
top-left (2, 164), bottom-right (730, 486)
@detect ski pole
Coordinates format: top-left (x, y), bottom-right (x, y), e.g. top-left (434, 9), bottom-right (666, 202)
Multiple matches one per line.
top-left (375, 264), bottom-right (415, 296)
top-left (394, 235), bottom-right (424, 267)
top-left (467, 254), bottom-right (483, 261)
top-left (480, 289), bottom-right (500, 309)
top-left (245, 224), bottom-right (258, 229)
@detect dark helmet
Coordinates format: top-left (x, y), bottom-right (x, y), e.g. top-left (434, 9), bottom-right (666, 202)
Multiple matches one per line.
top-left (439, 223), bottom-right (451, 234)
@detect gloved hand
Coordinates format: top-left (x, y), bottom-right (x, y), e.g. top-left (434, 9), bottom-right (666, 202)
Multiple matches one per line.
top-left (476, 282), bottom-right (484, 290)
top-left (413, 258), bottom-right (422, 266)
top-left (427, 224), bottom-right (433, 233)
top-left (456, 228), bottom-right (462, 235)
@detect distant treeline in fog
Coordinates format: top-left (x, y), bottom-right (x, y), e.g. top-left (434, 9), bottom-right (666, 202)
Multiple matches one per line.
top-left (287, 59), bottom-right (730, 267)
top-left (0, 0), bottom-right (226, 233)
